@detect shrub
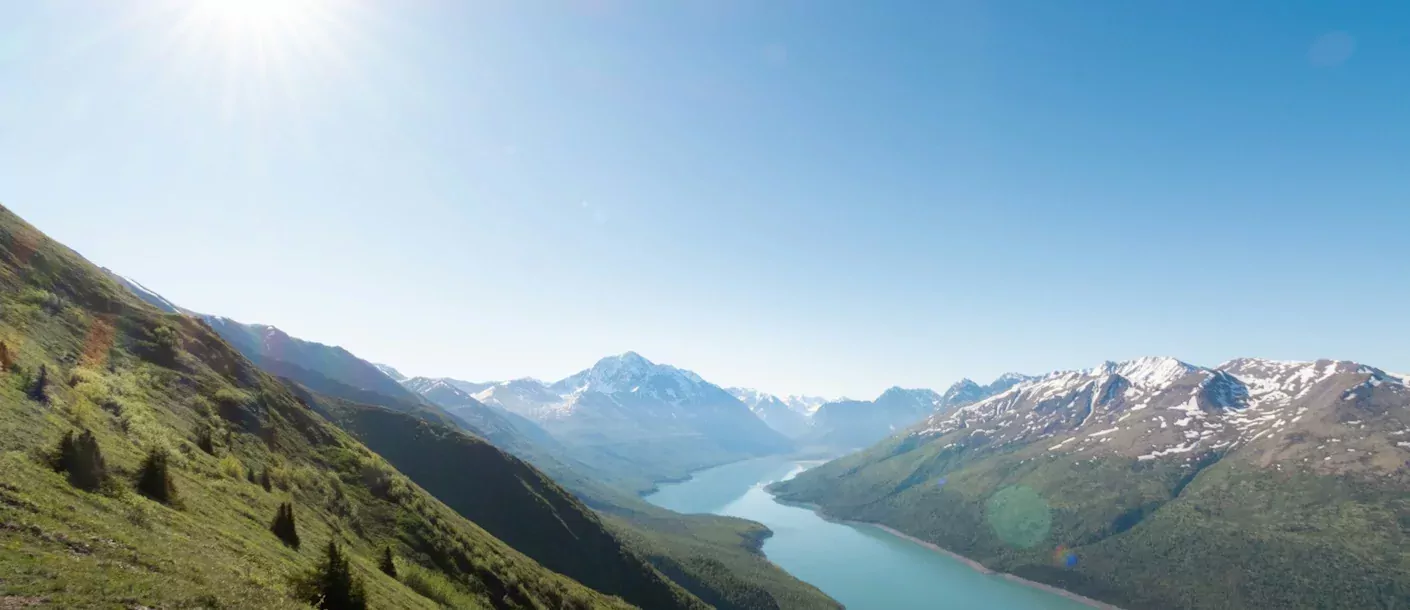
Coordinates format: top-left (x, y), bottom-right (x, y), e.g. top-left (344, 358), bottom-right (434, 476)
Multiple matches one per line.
top-left (378, 546), bottom-right (397, 579)
top-left (271, 502), bottom-right (300, 549)
top-left (299, 540), bottom-right (367, 610)
top-left (51, 430), bottom-right (107, 492)
top-left (218, 455), bottom-right (245, 480)
top-left (135, 448), bottom-right (178, 505)
top-left (400, 564), bottom-right (480, 608)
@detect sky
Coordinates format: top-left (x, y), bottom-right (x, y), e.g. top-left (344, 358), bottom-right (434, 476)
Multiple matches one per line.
top-left (2, 1), bottom-right (1408, 399)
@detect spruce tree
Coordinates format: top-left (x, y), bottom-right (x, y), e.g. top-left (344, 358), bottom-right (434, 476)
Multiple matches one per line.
top-left (306, 540), bottom-right (367, 610)
top-left (27, 364), bottom-right (48, 403)
top-left (378, 545), bottom-right (397, 579)
top-left (246, 467), bottom-right (258, 485)
top-left (271, 502), bottom-right (300, 549)
top-left (52, 430), bottom-right (107, 492)
top-left (260, 467), bottom-right (273, 492)
top-left (195, 426), bottom-right (215, 455)
top-left (135, 448), bottom-right (177, 505)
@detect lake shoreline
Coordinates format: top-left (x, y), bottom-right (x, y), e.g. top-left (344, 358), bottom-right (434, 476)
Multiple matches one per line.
top-left (768, 495), bottom-right (1123, 610)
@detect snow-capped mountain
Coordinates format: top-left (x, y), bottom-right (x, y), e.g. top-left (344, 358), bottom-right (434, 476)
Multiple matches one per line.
top-left (939, 372), bottom-right (1037, 409)
top-left (911, 356), bottom-right (1409, 470)
top-left (374, 363), bottom-right (407, 382)
top-left (727, 388), bottom-right (812, 438)
top-left (804, 387), bottom-right (942, 450)
top-left (783, 394), bottom-right (829, 414)
top-left (473, 352), bottom-right (792, 473)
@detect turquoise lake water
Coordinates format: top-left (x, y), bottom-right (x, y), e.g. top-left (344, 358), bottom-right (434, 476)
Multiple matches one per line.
top-left (644, 456), bottom-right (1095, 610)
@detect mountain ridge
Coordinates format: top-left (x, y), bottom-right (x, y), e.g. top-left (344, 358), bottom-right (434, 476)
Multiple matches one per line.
top-left (772, 354), bottom-right (1410, 609)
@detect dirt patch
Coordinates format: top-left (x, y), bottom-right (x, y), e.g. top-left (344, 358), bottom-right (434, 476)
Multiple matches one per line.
top-left (0, 596), bottom-right (48, 609)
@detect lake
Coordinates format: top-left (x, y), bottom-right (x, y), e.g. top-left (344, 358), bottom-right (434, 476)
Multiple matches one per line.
top-left (644, 456), bottom-right (1096, 610)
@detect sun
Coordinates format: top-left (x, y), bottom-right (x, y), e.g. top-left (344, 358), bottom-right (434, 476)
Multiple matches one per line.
top-left (158, 0), bottom-right (360, 121)
top-left (191, 0), bottom-right (314, 33)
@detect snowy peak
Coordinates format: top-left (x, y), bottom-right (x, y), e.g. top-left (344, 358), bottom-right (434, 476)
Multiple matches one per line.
top-left (912, 355), bottom-right (1409, 473)
top-left (1105, 356), bottom-right (1202, 388)
top-left (375, 363), bottom-right (407, 382)
top-left (875, 387), bottom-right (941, 410)
top-left (553, 351), bottom-right (711, 404)
top-left (782, 395), bottom-right (830, 414)
top-left (940, 373), bottom-right (1036, 409)
top-left (941, 379), bottom-right (984, 406)
top-left (993, 372), bottom-right (1036, 386)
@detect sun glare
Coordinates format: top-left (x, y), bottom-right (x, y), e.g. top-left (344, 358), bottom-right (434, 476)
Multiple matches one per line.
top-left (193, 0), bottom-right (311, 32)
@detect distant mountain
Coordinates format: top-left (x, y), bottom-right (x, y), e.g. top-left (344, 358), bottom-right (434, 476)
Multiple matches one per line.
top-left (473, 352), bottom-right (792, 479)
top-left (373, 362), bottom-right (407, 381)
top-left (772, 356), bottom-right (1410, 610)
top-left (804, 386), bottom-right (942, 450)
top-left (728, 388), bottom-right (811, 438)
top-left (201, 316), bottom-right (422, 403)
top-left (781, 394), bottom-right (829, 414)
top-left (938, 372), bottom-right (1037, 409)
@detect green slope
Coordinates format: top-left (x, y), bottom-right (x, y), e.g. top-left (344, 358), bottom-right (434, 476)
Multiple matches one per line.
top-left (0, 204), bottom-right (637, 609)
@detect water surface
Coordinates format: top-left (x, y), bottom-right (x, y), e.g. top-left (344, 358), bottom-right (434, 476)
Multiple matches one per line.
top-left (645, 456), bottom-right (1094, 610)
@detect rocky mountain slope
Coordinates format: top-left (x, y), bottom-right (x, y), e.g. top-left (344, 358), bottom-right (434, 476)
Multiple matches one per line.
top-left (772, 356), bottom-right (1410, 609)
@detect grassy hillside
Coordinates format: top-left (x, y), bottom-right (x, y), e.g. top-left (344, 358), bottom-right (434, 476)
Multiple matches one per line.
top-left (771, 433), bottom-right (1410, 609)
top-left (0, 204), bottom-right (640, 609)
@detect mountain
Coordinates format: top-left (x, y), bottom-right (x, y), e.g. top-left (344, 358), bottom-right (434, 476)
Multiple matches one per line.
top-left (0, 204), bottom-right (664, 609)
top-left (771, 355), bottom-right (1410, 609)
top-left (200, 317), bottom-right (417, 405)
top-left (373, 362), bottom-right (407, 381)
top-left (727, 388), bottom-right (811, 438)
top-left (474, 352), bottom-right (792, 480)
top-left (938, 372), bottom-right (1036, 409)
top-left (781, 394), bottom-right (829, 415)
top-left (804, 387), bottom-right (942, 450)
top-left (106, 271), bottom-right (196, 315)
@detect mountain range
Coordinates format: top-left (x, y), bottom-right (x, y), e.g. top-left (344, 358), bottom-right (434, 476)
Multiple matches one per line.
top-left (727, 374), bottom-right (1035, 451)
top-left (771, 356), bottom-right (1410, 609)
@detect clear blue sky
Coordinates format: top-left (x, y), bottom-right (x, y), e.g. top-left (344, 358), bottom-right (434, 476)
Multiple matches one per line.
top-left (3, 1), bottom-right (1407, 398)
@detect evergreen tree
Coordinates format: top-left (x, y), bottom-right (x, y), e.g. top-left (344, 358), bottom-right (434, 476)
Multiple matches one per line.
top-left (52, 430), bottom-right (107, 492)
top-left (135, 448), bottom-right (177, 505)
top-left (246, 467), bottom-right (258, 485)
top-left (195, 426), bottom-right (215, 455)
top-left (0, 341), bottom-right (12, 372)
top-left (378, 545), bottom-right (397, 579)
top-left (305, 540), bottom-right (367, 610)
top-left (260, 467), bottom-right (273, 493)
top-left (271, 502), bottom-right (300, 549)
top-left (27, 364), bottom-right (48, 403)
